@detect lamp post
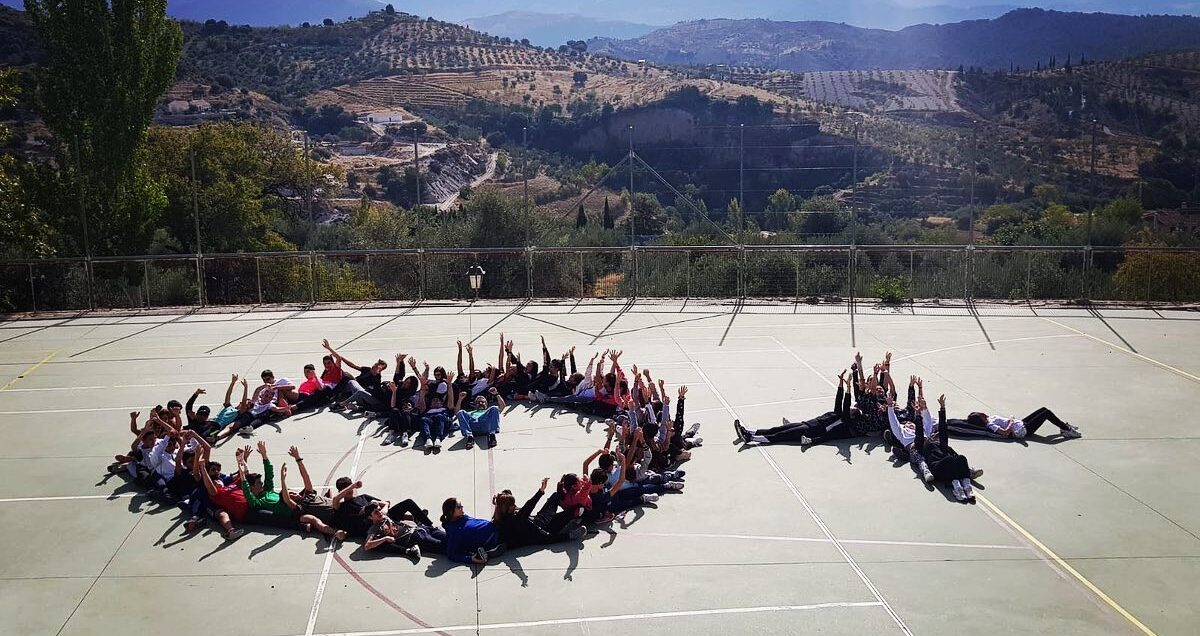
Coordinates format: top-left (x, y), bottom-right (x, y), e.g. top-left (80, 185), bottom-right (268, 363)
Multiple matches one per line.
top-left (467, 265), bottom-right (485, 341)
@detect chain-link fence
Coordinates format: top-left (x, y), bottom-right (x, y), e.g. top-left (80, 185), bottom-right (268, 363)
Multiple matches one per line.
top-left (2, 245), bottom-right (1198, 312)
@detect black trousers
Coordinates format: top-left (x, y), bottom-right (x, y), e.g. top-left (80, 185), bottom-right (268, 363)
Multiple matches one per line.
top-left (388, 499), bottom-right (433, 527)
top-left (755, 417), bottom-right (855, 444)
top-left (1023, 407), bottom-right (1067, 435)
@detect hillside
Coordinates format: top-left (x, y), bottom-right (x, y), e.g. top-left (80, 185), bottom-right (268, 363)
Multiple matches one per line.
top-left (462, 12), bottom-right (658, 48)
top-left (588, 9), bottom-right (1200, 72)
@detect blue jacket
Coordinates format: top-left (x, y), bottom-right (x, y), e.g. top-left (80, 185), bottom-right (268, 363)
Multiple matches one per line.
top-left (443, 514), bottom-right (499, 563)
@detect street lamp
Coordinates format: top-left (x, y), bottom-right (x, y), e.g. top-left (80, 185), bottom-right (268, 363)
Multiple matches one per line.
top-left (467, 265), bottom-right (485, 341)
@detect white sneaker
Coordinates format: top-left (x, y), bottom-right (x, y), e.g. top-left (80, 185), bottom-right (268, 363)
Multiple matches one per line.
top-left (1062, 425), bottom-right (1082, 439)
top-left (689, 437), bottom-right (703, 447)
top-left (641, 493), bottom-right (660, 503)
top-left (685, 423), bottom-right (701, 437)
top-left (800, 435), bottom-right (813, 446)
top-left (665, 481), bottom-right (685, 491)
top-left (382, 432), bottom-right (397, 445)
top-left (962, 481), bottom-right (974, 499)
top-left (920, 462), bottom-right (934, 484)
top-left (951, 480), bottom-right (967, 501)
top-left (399, 432), bottom-right (411, 447)
top-left (237, 425), bottom-right (254, 437)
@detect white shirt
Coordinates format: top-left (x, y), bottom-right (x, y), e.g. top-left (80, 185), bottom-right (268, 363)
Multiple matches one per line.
top-left (147, 437), bottom-right (176, 481)
top-left (988, 416), bottom-right (1027, 438)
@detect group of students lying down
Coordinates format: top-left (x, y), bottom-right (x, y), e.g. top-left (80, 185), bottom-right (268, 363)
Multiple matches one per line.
top-left (733, 351), bottom-right (1081, 503)
top-left (105, 337), bottom-right (703, 563)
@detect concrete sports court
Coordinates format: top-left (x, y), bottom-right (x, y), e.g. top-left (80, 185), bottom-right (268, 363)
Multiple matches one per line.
top-left (0, 300), bottom-right (1197, 636)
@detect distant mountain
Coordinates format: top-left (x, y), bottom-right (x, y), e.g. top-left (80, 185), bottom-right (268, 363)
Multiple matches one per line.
top-left (462, 11), bottom-right (658, 47)
top-left (589, 9), bottom-right (1200, 72)
top-left (0, 0), bottom-right (383, 26)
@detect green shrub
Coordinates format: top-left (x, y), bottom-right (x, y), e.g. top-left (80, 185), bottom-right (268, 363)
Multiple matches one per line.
top-left (871, 275), bottom-right (909, 304)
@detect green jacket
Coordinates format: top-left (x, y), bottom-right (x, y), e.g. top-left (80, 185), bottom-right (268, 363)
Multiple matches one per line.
top-left (242, 459), bottom-right (292, 516)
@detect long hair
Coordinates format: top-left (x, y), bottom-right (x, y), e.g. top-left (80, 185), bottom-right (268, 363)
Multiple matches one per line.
top-left (967, 412), bottom-right (988, 428)
top-left (491, 490), bottom-right (516, 524)
top-left (440, 497), bottom-right (460, 524)
top-left (557, 473), bottom-right (579, 495)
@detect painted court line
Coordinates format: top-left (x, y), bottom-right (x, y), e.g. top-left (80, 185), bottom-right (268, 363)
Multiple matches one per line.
top-left (305, 602), bottom-right (885, 636)
top-left (1042, 317), bottom-right (1200, 385)
top-left (892, 333), bottom-right (1080, 361)
top-left (689, 361), bottom-right (913, 636)
top-left (305, 433), bottom-right (369, 636)
top-left (0, 351), bottom-right (57, 392)
top-left (630, 531), bottom-right (1026, 551)
top-left (0, 493), bottom-right (138, 503)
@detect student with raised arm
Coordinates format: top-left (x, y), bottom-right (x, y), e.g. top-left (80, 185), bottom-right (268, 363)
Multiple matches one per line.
top-left (278, 445), bottom-right (347, 540)
top-left (917, 394), bottom-right (984, 503)
top-left (238, 441), bottom-right (297, 528)
top-left (491, 477), bottom-right (587, 548)
top-left (735, 371), bottom-right (864, 447)
top-left (189, 433), bottom-right (247, 540)
top-left (322, 338), bottom-right (388, 414)
top-left (455, 387), bottom-right (504, 450)
top-left (417, 364), bottom-right (455, 452)
top-left (883, 377), bottom-right (935, 483)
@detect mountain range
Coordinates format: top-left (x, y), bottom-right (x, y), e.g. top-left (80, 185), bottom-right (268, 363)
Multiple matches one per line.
top-left (0, 0), bottom-right (1197, 31)
top-left (462, 12), bottom-right (658, 47)
top-left (589, 9), bottom-right (1200, 72)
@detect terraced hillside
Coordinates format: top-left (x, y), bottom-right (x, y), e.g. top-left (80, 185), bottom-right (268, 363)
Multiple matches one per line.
top-left (1073, 51), bottom-right (1200, 130)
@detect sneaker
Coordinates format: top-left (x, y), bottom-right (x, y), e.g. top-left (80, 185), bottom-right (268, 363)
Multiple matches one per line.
top-left (799, 435), bottom-right (813, 446)
top-left (685, 422), bottom-right (701, 438)
top-left (596, 512), bottom-right (615, 524)
top-left (226, 528), bottom-right (246, 541)
top-left (688, 437), bottom-right (703, 447)
top-left (406, 545), bottom-right (421, 561)
top-left (107, 462), bottom-right (124, 474)
top-left (329, 402), bottom-right (346, 412)
top-left (733, 419), bottom-right (745, 443)
top-left (465, 436), bottom-right (475, 450)
top-left (969, 468), bottom-right (984, 480)
top-left (399, 432), bottom-right (410, 447)
top-left (364, 411), bottom-right (379, 419)
top-left (665, 481), bottom-right (685, 491)
top-left (431, 439), bottom-right (441, 451)
top-left (920, 463), bottom-right (934, 484)
top-left (962, 480), bottom-right (975, 499)
top-left (445, 428), bottom-right (457, 438)
top-left (185, 516), bottom-right (204, 532)
top-left (475, 547), bottom-right (488, 562)
top-left (237, 425), bottom-right (254, 437)
top-left (567, 525), bottom-right (587, 541)
top-left (641, 493), bottom-right (660, 503)
top-left (668, 469), bottom-right (686, 480)
top-left (487, 433), bottom-right (497, 448)
top-left (382, 431), bottom-right (397, 445)
top-left (951, 480), bottom-right (967, 501)
top-left (1061, 425), bottom-right (1082, 439)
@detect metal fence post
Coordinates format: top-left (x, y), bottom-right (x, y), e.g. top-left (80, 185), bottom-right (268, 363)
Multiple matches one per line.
top-left (686, 251), bottom-right (693, 299)
top-left (196, 256), bottom-right (206, 307)
top-left (255, 257), bottom-right (263, 305)
top-left (526, 247), bottom-right (534, 299)
top-left (578, 251), bottom-right (585, 299)
top-left (365, 254), bottom-right (373, 301)
top-left (1144, 253), bottom-right (1152, 303)
top-left (143, 260), bottom-right (151, 308)
top-left (84, 258), bottom-right (95, 311)
top-left (28, 263), bottom-right (36, 313)
top-left (418, 249), bottom-right (425, 301)
top-left (308, 252), bottom-right (316, 304)
top-left (631, 246), bottom-right (638, 299)
top-left (847, 247), bottom-right (856, 310)
top-left (1025, 251), bottom-right (1033, 303)
top-left (1082, 246), bottom-right (1092, 301)
top-left (964, 246), bottom-right (973, 300)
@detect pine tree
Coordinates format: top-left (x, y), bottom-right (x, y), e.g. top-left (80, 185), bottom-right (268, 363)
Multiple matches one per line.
top-left (602, 196), bottom-right (614, 229)
top-left (575, 204), bottom-right (587, 228)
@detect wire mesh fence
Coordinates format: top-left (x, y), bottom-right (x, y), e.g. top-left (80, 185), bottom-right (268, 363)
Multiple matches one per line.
top-left (2, 245), bottom-right (1198, 313)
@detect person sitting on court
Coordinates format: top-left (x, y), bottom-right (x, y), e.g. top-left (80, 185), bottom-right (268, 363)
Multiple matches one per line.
top-left (440, 496), bottom-right (506, 565)
top-left (109, 410), bottom-right (166, 482)
top-left (455, 387), bottom-right (504, 450)
top-left (416, 366), bottom-right (455, 452)
top-left (187, 375), bottom-right (248, 442)
top-left (189, 433), bottom-right (247, 540)
top-left (322, 339), bottom-right (388, 414)
top-left (293, 364), bottom-right (334, 412)
top-left (327, 477), bottom-right (434, 538)
top-left (919, 393), bottom-right (984, 503)
top-left (363, 499), bottom-right (447, 561)
top-left (884, 377), bottom-right (936, 484)
top-left (455, 340), bottom-right (495, 399)
top-left (237, 441), bottom-right (297, 529)
top-left (536, 350), bottom-right (600, 408)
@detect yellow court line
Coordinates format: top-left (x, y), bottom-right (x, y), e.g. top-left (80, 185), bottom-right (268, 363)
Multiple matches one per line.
top-left (0, 351), bottom-right (57, 392)
top-left (975, 492), bottom-right (1157, 636)
top-left (1042, 317), bottom-right (1200, 385)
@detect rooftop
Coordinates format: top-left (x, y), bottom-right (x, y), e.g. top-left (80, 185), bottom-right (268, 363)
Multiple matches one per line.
top-left (0, 300), bottom-right (1196, 636)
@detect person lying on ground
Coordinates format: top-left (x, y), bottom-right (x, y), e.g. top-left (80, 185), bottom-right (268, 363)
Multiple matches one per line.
top-left (919, 394), bottom-right (984, 503)
top-left (440, 496), bottom-right (506, 565)
top-left (492, 477), bottom-right (587, 549)
top-left (327, 477), bottom-right (433, 537)
top-left (944, 406), bottom-right (1081, 440)
top-left (189, 433), bottom-right (247, 540)
top-left (237, 441), bottom-right (297, 529)
top-left (277, 446), bottom-right (346, 541)
top-left (363, 499), bottom-right (447, 561)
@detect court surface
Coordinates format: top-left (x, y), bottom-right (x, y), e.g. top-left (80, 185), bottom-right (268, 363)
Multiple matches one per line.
top-left (1, 299), bottom-right (1197, 636)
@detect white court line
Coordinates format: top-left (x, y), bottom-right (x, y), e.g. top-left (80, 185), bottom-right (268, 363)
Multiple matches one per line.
top-left (892, 333), bottom-right (1080, 362)
top-left (630, 531), bottom-right (1026, 551)
top-left (768, 336), bottom-right (837, 389)
top-left (305, 602), bottom-right (884, 636)
top-left (687, 396), bottom-right (831, 415)
top-left (305, 433), bottom-right (369, 636)
top-left (0, 493), bottom-right (138, 503)
top-left (689, 361), bottom-right (912, 636)
top-left (1042, 317), bottom-right (1200, 385)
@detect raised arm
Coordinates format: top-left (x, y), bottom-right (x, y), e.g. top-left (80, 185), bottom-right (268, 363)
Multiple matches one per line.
top-left (457, 340), bottom-right (466, 377)
top-left (541, 336), bottom-right (551, 371)
top-left (129, 411), bottom-right (142, 436)
top-left (257, 441), bottom-right (275, 492)
top-left (608, 451), bottom-right (629, 495)
top-left (937, 395), bottom-right (948, 448)
top-left (834, 371), bottom-right (847, 416)
top-left (323, 338), bottom-right (361, 372)
top-left (568, 347), bottom-right (577, 375)
top-left (489, 386), bottom-right (506, 410)
top-left (186, 389), bottom-right (205, 420)
top-left (330, 479), bottom-right (362, 509)
top-left (466, 342), bottom-right (477, 374)
top-left (222, 374), bottom-right (238, 407)
top-left (583, 448), bottom-right (604, 476)
top-left (279, 463), bottom-right (298, 509)
top-left (288, 445), bottom-right (314, 492)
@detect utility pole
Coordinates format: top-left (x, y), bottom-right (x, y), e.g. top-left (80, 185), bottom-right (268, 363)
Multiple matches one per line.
top-left (851, 118), bottom-right (860, 245)
top-left (522, 126), bottom-right (529, 209)
top-left (739, 123), bottom-right (745, 246)
top-left (1088, 118), bottom-right (1097, 246)
top-left (968, 122), bottom-right (978, 245)
top-left (412, 130), bottom-right (421, 208)
top-left (190, 139), bottom-right (204, 305)
top-left (628, 125), bottom-right (635, 247)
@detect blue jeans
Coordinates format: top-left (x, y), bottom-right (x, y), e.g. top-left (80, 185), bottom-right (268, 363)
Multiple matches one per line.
top-left (421, 413), bottom-right (449, 443)
top-left (457, 406), bottom-right (500, 437)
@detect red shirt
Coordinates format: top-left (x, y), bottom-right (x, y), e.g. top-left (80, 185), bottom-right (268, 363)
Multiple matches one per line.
top-left (299, 377), bottom-right (323, 395)
top-left (321, 366), bottom-right (344, 386)
top-left (211, 481), bottom-right (249, 521)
